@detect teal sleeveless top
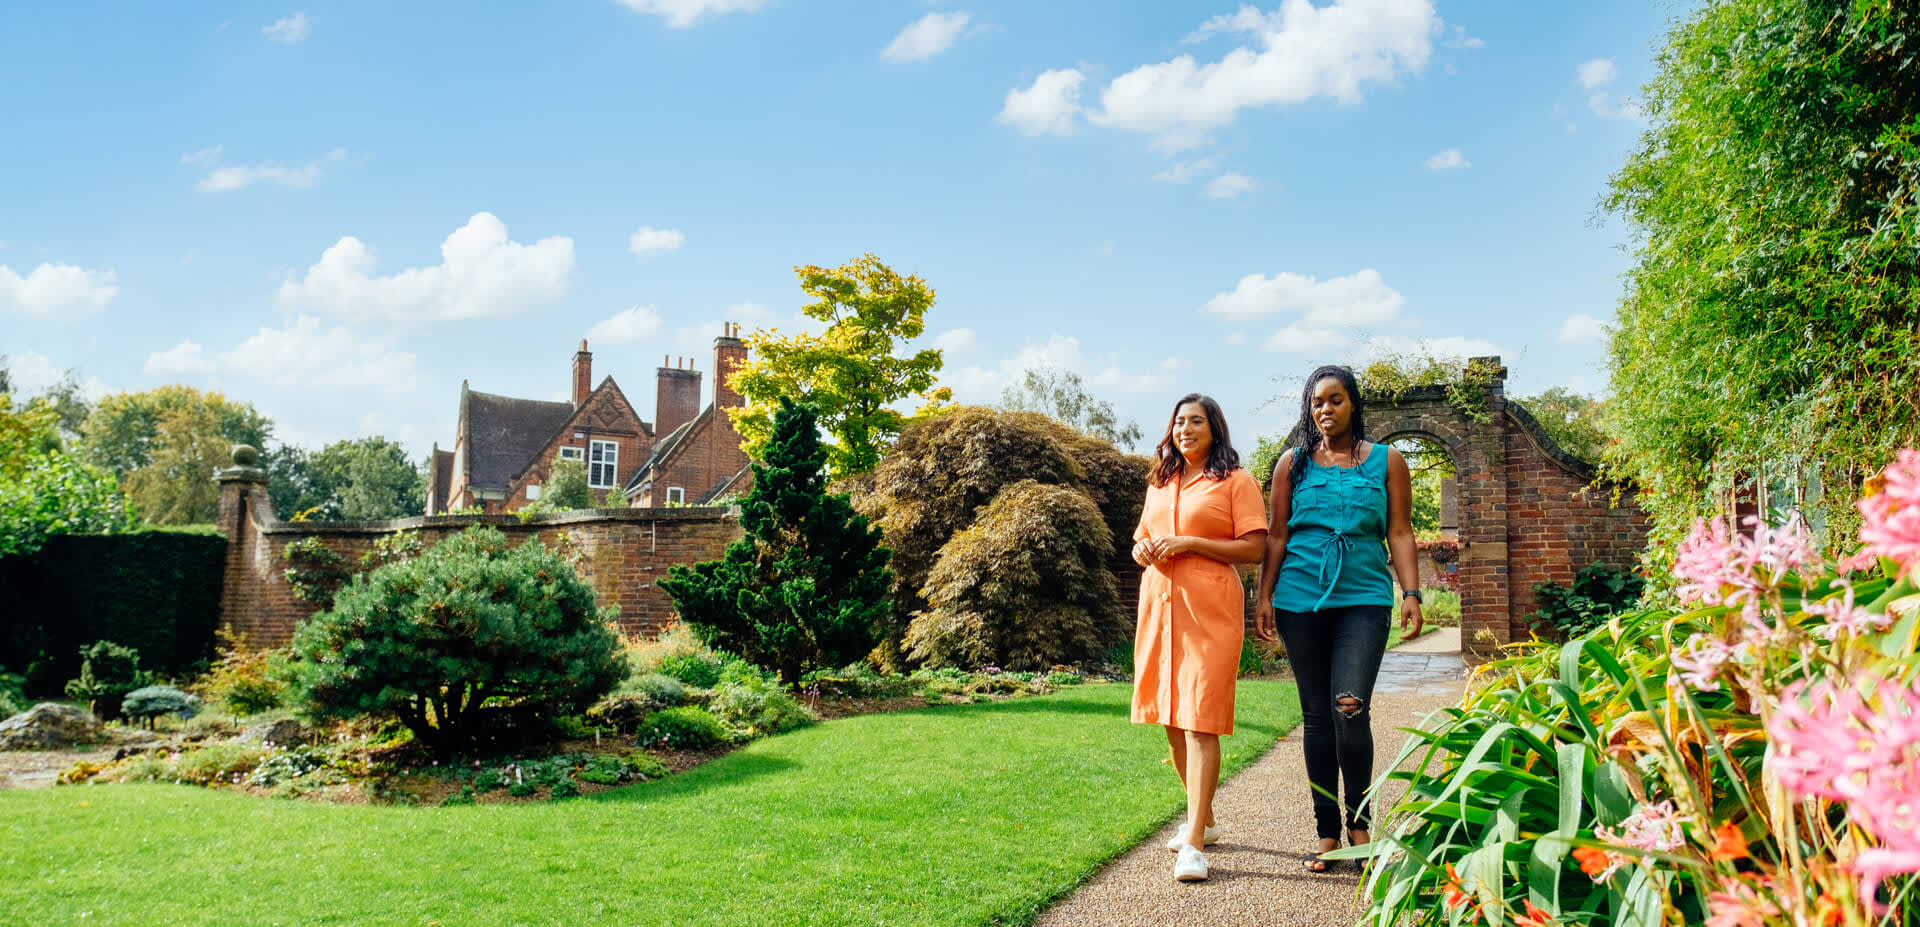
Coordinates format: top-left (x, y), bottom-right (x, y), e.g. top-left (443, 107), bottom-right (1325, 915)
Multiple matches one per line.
top-left (1272, 442), bottom-right (1394, 613)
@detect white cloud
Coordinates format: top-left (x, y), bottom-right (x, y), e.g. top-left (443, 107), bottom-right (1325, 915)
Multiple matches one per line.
top-left (882, 11), bottom-right (972, 63)
top-left (1356, 334), bottom-right (1503, 364)
top-left (1444, 24), bottom-right (1483, 49)
top-left (945, 334), bottom-right (1086, 397)
top-left (226, 316), bottom-right (417, 390)
top-left (587, 306), bottom-right (665, 344)
top-left (1425, 148), bottom-right (1469, 170)
top-left (613, 0), bottom-right (766, 29)
top-left (1153, 156), bottom-right (1219, 184)
top-left (628, 225), bottom-right (685, 258)
top-left (1577, 57), bottom-right (1616, 89)
top-left (1, 262), bottom-right (118, 319)
top-left (1263, 324), bottom-right (1352, 354)
top-left (144, 341), bottom-right (217, 377)
top-left (3, 352), bottom-right (111, 401)
top-left (1204, 172), bottom-right (1258, 199)
top-left (262, 12), bottom-right (310, 44)
top-left (1082, 0), bottom-right (1439, 148)
top-left (1586, 91), bottom-right (1643, 121)
top-left (196, 148), bottom-right (347, 193)
top-left (997, 68), bottom-right (1085, 137)
top-left (276, 212), bottom-right (574, 322)
top-left (1558, 313), bottom-right (1608, 344)
top-left (179, 145), bottom-right (223, 165)
top-left (934, 328), bottom-right (977, 353)
top-left (1091, 356), bottom-right (1183, 394)
top-left (1226, 331), bottom-right (1246, 345)
top-left (1204, 269), bottom-right (1404, 329)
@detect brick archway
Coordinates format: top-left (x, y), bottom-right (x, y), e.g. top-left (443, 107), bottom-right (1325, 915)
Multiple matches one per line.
top-left (1295, 357), bottom-right (1650, 659)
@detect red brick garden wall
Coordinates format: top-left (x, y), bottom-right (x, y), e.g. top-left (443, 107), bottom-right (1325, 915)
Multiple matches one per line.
top-left (217, 477), bottom-right (740, 648)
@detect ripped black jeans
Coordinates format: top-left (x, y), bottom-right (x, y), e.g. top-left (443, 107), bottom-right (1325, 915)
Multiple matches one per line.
top-left (1275, 604), bottom-right (1390, 841)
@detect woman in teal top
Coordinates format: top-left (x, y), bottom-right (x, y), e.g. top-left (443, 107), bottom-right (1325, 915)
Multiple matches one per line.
top-left (1255, 365), bottom-right (1424, 874)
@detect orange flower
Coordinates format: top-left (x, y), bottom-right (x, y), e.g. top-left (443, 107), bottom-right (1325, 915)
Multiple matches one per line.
top-left (1814, 893), bottom-right (1843, 927)
top-left (1442, 863), bottom-right (1481, 923)
top-left (1515, 899), bottom-right (1556, 927)
top-left (1710, 823), bottom-right (1750, 861)
top-left (1571, 846), bottom-right (1615, 878)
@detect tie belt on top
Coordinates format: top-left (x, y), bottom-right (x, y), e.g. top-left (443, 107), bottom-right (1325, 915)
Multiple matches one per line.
top-left (1313, 532), bottom-right (1355, 612)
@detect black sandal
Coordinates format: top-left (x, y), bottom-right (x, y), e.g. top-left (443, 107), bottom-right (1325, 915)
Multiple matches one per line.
top-left (1301, 852), bottom-right (1334, 873)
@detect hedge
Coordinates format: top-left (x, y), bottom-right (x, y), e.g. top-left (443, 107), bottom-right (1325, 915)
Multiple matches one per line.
top-left (0, 531), bottom-right (226, 696)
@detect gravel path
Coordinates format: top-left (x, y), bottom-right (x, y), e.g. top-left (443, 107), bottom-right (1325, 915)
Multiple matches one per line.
top-left (1035, 634), bottom-right (1466, 927)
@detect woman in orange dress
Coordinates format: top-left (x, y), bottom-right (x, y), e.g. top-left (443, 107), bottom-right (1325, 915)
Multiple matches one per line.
top-left (1131, 393), bottom-right (1268, 883)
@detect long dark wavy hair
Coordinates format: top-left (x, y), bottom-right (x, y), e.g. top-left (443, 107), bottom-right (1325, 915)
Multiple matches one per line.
top-left (1151, 393), bottom-right (1240, 487)
top-left (1287, 365), bottom-right (1368, 491)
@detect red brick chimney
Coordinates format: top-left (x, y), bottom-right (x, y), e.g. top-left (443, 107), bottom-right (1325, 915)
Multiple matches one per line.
top-left (655, 354), bottom-right (702, 437)
top-left (571, 339), bottom-right (592, 408)
top-left (714, 322), bottom-right (747, 409)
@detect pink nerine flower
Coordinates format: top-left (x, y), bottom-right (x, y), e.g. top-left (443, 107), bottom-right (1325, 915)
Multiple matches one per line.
top-left (1804, 581), bottom-right (1893, 639)
top-left (1703, 875), bottom-right (1781, 927)
top-left (1858, 448), bottom-right (1920, 579)
top-left (1597, 800), bottom-right (1686, 854)
top-left (1672, 516), bottom-right (1820, 609)
top-left (1768, 672), bottom-right (1920, 912)
top-left (1669, 634), bottom-right (1741, 692)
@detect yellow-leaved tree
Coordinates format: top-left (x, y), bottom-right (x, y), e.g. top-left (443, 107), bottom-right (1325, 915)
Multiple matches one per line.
top-left (727, 254), bottom-right (951, 477)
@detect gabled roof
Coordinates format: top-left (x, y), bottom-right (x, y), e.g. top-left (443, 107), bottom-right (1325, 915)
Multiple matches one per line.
top-left (511, 375), bottom-right (650, 485)
top-left (460, 386), bottom-right (574, 491)
top-left (624, 406), bottom-right (710, 492)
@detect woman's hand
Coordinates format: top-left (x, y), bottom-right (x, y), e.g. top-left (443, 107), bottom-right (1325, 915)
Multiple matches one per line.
top-left (1132, 538), bottom-right (1156, 567)
top-left (1253, 601), bottom-right (1277, 642)
top-left (1399, 597), bottom-right (1424, 641)
top-left (1157, 536), bottom-right (1195, 558)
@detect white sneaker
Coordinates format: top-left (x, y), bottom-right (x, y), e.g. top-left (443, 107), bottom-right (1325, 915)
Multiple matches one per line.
top-left (1166, 823), bottom-right (1221, 852)
top-left (1174, 843), bottom-right (1210, 882)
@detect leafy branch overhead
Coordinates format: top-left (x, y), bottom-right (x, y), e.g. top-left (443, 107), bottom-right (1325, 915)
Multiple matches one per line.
top-left (726, 254), bottom-right (951, 477)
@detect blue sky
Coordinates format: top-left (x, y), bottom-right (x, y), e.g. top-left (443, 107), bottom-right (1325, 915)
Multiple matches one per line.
top-left (2, 0), bottom-right (1670, 459)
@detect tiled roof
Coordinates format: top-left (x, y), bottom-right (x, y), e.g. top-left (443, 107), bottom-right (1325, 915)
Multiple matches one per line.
top-left (429, 448), bottom-right (454, 514)
top-left (624, 405), bottom-right (710, 492)
top-left (696, 464), bottom-right (751, 504)
top-left (463, 388), bottom-right (574, 491)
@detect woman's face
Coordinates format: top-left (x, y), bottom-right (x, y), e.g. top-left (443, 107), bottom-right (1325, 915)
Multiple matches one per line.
top-left (1310, 377), bottom-right (1355, 439)
top-left (1173, 402), bottom-right (1213, 460)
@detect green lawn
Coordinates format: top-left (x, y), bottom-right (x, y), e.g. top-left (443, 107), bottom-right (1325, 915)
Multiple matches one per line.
top-left (2, 680), bottom-right (1300, 927)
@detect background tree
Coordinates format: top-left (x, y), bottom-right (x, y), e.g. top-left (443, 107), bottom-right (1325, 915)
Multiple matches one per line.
top-left (120, 402), bottom-right (228, 525)
top-left (265, 444), bottom-right (326, 520)
top-left (660, 397), bottom-right (893, 683)
top-left (0, 394), bottom-right (131, 556)
top-left (998, 365), bottom-right (1143, 450)
top-left (1603, 0), bottom-right (1919, 553)
top-left (81, 385), bottom-right (272, 481)
top-left (727, 254), bottom-right (951, 477)
top-left (1516, 387), bottom-right (1609, 464)
top-left (527, 458), bottom-right (591, 512)
top-left (315, 437), bottom-right (424, 520)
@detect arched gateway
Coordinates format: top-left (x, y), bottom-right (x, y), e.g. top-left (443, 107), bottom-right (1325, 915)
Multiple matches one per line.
top-left (1300, 357), bottom-right (1649, 659)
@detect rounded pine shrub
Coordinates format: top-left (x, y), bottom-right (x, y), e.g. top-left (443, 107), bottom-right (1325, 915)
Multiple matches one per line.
top-left (287, 527), bottom-right (628, 750)
top-left (121, 685), bottom-right (202, 728)
top-left (906, 480), bottom-right (1128, 670)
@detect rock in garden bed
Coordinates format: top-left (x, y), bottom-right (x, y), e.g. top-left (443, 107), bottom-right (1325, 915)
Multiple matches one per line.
top-left (0, 703), bottom-right (104, 751)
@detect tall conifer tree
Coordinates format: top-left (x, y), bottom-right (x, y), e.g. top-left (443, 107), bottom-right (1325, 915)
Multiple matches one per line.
top-left (659, 397), bottom-right (893, 683)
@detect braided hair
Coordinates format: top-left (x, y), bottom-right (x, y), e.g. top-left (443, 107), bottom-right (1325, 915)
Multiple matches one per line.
top-left (1286, 365), bottom-right (1368, 492)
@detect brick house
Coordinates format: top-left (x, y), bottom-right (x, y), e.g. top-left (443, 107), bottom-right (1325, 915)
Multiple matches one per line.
top-left (623, 324), bottom-right (752, 507)
top-left (424, 326), bottom-right (752, 514)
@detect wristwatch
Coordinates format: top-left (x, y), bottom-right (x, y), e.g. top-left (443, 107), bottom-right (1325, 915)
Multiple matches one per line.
top-left (1402, 590), bottom-right (1423, 603)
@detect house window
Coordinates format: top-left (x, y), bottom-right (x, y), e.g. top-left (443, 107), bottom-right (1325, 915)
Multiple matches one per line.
top-left (589, 440), bottom-right (618, 488)
top-left (526, 484), bottom-right (542, 500)
top-left (666, 487), bottom-right (684, 505)
top-left (558, 446), bottom-right (584, 462)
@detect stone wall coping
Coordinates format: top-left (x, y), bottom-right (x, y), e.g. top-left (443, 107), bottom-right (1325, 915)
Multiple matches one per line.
top-left (258, 506), bottom-right (738, 537)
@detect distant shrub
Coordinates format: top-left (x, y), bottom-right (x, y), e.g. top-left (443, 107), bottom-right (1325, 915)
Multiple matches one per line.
top-left (907, 480), bottom-right (1128, 670)
top-left (800, 662), bottom-right (913, 699)
top-left (195, 633), bottom-right (289, 716)
top-left (1237, 641), bottom-right (1266, 677)
top-left (288, 527), bottom-right (628, 750)
top-left (631, 626), bottom-right (731, 689)
top-left (1045, 670), bottom-right (1082, 687)
top-left (108, 743), bottom-right (272, 787)
top-left (627, 673), bottom-right (687, 707)
top-left (121, 685), bottom-right (203, 728)
top-left (575, 752), bottom-right (668, 785)
top-left (1420, 588), bottom-right (1462, 628)
top-left (63, 640), bottom-right (153, 720)
top-left (706, 662), bottom-right (816, 739)
top-left (0, 670), bottom-right (26, 718)
top-left (635, 706), bottom-right (730, 751)
top-left (1529, 562), bottom-right (1645, 638)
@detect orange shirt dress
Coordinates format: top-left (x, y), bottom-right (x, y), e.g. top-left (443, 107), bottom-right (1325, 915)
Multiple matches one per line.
top-left (1130, 467), bottom-right (1267, 736)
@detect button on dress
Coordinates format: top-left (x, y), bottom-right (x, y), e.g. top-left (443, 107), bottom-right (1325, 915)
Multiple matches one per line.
top-left (1130, 467), bottom-right (1267, 736)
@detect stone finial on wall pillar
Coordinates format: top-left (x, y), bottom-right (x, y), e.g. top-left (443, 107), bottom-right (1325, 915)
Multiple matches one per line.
top-left (216, 444), bottom-right (274, 542)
